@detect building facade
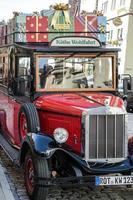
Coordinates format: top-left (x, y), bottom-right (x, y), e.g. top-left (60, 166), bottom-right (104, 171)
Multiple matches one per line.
top-left (69, 0), bottom-right (81, 16)
top-left (69, 0), bottom-right (96, 15)
top-left (98, 0), bottom-right (133, 75)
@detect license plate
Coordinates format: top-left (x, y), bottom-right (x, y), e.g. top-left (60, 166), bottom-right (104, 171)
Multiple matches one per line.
top-left (95, 176), bottom-right (133, 186)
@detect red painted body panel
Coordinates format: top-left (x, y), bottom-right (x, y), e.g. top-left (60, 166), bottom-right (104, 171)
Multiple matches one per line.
top-left (0, 90), bottom-right (124, 153)
top-left (38, 110), bottom-right (82, 154)
top-left (0, 91), bottom-right (21, 146)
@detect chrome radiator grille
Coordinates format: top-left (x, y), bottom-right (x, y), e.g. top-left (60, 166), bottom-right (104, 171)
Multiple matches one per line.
top-left (85, 114), bottom-right (126, 161)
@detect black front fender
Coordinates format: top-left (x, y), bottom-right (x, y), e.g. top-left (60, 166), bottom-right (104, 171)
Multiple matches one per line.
top-left (19, 132), bottom-right (57, 164)
top-left (19, 133), bottom-right (133, 175)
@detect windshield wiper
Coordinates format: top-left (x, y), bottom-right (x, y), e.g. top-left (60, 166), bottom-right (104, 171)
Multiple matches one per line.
top-left (76, 92), bottom-right (105, 106)
top-left (90, 52), bottom-right (106, 61)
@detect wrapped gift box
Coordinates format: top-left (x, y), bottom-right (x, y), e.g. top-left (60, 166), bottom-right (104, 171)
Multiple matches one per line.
top-left (15, 15), bottom-right (27, 42)
top-left (7, 15), bottom-right (26, 43)
top-left (26, 16), bottom-right (48, 42)
top-left (48, 14), bottom-right (74, 41)
top-left (98, 16), bottom-right (107, 43)
top-left (74, 15), bottom-right (98, 37)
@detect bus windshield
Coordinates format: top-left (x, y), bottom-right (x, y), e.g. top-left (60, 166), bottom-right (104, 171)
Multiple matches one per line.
top-left (36, 53), bottom-right (116, 91)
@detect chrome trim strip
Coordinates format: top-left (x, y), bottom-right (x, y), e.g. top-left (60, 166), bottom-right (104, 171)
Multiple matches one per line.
top-left (123, 114), bottom-right (125, 157)
top-left (87, 158), bottom-right (125, 163)
top-left (96, 115), bottom-right (99, 158)
top-left (87, 106), bottom-right (126, 115)
top-left (106, 115), bottom-right (107, 158)
top-left (85, 114), bottom-right (89, 161)
top-left (125, 114), bottom-right (128, 157)
top-left (114, 114), bottom-right (116, 158)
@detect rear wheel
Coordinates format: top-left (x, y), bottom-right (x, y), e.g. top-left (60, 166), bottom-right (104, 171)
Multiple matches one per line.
top-left (24, 151), bottom-right (50, 200)
top-left (18, 103), bottom-right (40, 140)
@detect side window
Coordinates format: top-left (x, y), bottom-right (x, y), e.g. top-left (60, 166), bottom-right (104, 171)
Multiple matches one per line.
top-left (38, 58), bottom-right (49, 89)
top-left (18, 57), bottom-right (30, 77)
top-left (17, 57), bottom-right (31, 96)
top-left (0, 55), bottom-right (8, 86)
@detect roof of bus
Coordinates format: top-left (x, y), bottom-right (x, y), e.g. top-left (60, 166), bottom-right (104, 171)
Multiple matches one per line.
top-left (14, 43), bottom-right (120, 53)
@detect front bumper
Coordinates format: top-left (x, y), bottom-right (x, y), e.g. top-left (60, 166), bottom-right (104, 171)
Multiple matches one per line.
top-left (45, 148), bottom-right (133, 175)
top-left (36, 150), bottom-right (133, 188)
top-left (35, 175), bottom-right (95, 188)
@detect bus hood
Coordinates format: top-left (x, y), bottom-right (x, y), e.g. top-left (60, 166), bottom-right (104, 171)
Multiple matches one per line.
top-left (34, 92), bottom-right (125, 116)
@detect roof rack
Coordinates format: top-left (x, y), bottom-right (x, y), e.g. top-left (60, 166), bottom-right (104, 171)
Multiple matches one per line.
top-left (0, 31), bottom-right (108, 47)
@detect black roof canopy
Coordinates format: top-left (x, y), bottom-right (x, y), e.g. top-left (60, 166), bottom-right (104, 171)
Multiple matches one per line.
top-left (14, 43), bottom-right (120, 54)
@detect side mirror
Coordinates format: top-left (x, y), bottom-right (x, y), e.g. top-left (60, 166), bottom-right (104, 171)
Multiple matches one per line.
top-left (131, 77), bottom-right (133, 92)
top-left (123, 78), bottom-right (129, 95)
top-left (120, 74), bottom-right (133, 95)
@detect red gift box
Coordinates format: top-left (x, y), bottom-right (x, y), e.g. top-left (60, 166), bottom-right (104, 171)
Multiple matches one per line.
top-left (26, 16), bottom-right (48, 42)
top-left (75, 15), bottom-right (98, 37)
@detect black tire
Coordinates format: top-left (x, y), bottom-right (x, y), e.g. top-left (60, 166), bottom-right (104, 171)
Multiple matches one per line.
top-left (18, 103), bottom-right (40, 140)
top-left (24, 151), bottom-right (50, 200)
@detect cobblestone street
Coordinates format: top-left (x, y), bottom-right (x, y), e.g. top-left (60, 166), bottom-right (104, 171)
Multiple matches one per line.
top-left (0, 113), bottom-right (133, 200)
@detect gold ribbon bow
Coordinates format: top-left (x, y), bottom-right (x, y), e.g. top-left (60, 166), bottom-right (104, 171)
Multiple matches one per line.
top-left (51, 3), bottom-right (71, 30)
top-left (99, 24), bottom-right (106, 33)
top-left (32, 12), bottom-right (40, 42)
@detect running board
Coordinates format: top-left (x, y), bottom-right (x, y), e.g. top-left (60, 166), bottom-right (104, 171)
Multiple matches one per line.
top-left (0, 133), bottom-right (20, 166)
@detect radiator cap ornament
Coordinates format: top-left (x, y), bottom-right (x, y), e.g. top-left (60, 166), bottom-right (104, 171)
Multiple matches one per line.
top-left (104, 99), bottom-right (110, 107)
top-left (104, 99), bottom-right (112, 114)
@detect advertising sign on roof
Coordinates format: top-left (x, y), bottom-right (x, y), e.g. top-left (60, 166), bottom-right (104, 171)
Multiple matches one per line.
top-left (50, 37), bottom-right (101, 47)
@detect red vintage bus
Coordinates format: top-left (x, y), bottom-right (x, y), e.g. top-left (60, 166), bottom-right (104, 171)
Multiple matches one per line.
top-left (0, 12), bottom-right (133, 200)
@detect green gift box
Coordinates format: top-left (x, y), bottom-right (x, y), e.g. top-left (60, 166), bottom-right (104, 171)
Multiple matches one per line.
top-left (48, 12), bottom-right (74, 41)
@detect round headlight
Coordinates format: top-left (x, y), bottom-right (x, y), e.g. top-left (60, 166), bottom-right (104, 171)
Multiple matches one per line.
top-left (53, 128), bottom-right (69, 144)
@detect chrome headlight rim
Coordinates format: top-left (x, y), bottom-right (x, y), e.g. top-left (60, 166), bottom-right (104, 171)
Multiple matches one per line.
top-left (53, 128), bottom-right (69, 144)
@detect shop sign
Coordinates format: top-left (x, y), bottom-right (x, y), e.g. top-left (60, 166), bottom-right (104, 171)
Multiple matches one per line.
top-left (50, 37), bottom-right (101, 47)
top-left (113, 17), bottom-right (122, 26)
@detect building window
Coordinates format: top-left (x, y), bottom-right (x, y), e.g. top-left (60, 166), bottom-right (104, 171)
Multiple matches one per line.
top-left (117, 29), bottom-right (120, 40)
top-left (107, 30), bottom-right (113, 43)
top-left (107, 32), bottom-right (110, 41)
top-left (111, 0), bottom-right (116, 10)
top-left (102, 1), bottom-right (108, 13)
top-left (110, 30), bottom-right (113, 40)
top-left (117, 28), bottom-right (123, 40)
top-left (120, 0), bottom-right (125, 6)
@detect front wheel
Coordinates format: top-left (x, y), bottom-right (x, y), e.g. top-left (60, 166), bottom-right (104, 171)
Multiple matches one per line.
top-left (24, 151), bottom-right (50, 200)
top-left (18, 103), bottom-right (40, 140)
